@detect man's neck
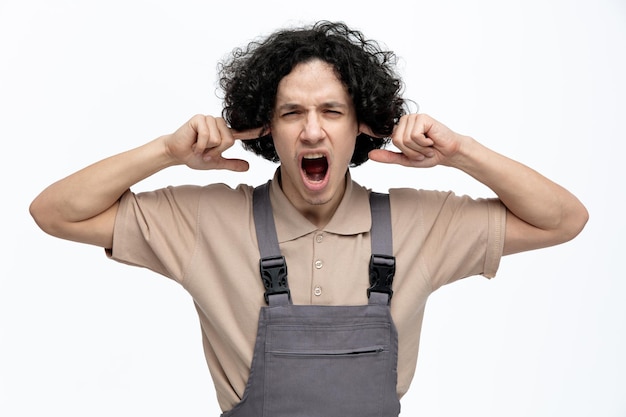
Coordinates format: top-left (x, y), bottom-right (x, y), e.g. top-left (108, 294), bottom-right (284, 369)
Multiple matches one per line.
top-left (277, 169), bottom-right (348, 229)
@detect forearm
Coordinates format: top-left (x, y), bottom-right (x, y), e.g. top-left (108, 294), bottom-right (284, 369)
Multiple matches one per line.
top-left (370, 113), bottom-right (588, 253)
top-left (31, 136), bottom-right (174, 228)
top-left (452, 137), bottom-right (588, 243)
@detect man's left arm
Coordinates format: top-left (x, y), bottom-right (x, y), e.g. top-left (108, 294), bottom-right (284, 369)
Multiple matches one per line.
top-left (364, 113), bottom-right (589, 255)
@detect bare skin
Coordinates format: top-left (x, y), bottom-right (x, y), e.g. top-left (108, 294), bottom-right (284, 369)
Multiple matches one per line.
top-left (30, 61), bottom-right (588, 256)
top-left (29, 116), bottom-right (264, 249)
top-left (364, 114), bottom-right (589, 254)
top-left (270, 60), bottom-right (359, 227)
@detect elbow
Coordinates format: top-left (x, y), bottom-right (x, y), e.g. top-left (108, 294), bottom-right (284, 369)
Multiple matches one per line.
top-left (574, 204), bottom-right (590, 237)
top-left (29, 196), bottom-right (50, 234)
top-left (29, 195), bottom-right (63, 237)
top-left (558, 200), bottom-right (589, 244)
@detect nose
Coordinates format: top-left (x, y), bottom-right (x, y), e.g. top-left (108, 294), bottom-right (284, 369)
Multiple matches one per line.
top-left (300, 112), bottom-right (325, 144)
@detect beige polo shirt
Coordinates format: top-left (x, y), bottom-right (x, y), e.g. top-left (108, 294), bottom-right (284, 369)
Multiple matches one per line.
top-left (110, 170), bottom-right (506, 411)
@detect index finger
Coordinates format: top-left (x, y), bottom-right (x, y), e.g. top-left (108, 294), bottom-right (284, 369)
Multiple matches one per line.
top-left (232, 126), bottom-right (269, 141)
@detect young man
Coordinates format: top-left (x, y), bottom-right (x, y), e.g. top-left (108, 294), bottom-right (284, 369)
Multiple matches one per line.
top-left (30, 21), bottom-right (588, 416)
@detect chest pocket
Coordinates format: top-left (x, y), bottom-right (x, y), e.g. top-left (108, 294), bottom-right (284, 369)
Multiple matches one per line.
top-left (263, 308), bottom-right (397, 417)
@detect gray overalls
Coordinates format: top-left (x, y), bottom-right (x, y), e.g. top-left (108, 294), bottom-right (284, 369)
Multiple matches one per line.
top-left (221, 182), bottom-right (401, 417)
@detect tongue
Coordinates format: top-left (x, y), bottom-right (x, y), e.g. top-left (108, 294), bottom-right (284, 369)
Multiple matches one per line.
top-left (302, 157), bottom-right (328, 182)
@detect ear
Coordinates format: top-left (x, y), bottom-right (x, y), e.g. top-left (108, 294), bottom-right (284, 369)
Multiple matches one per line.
top-left (358, 123), bottom-right (386, 138)
top-left (232, 126), bottom-right (271, 141)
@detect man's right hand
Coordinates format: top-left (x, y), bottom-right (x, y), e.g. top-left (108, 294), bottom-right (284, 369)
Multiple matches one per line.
top-left (30, 114), bottom-right (267, 248)
top-left (164, 115), bottom-right (266, 172)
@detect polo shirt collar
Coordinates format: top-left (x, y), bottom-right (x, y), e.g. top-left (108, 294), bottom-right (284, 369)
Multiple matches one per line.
top-left (268, 169), bottom-right (371, 242)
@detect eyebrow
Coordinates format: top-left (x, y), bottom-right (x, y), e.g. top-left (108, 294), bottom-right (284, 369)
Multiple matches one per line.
top-left (276, 101), bottom-right (349, 111)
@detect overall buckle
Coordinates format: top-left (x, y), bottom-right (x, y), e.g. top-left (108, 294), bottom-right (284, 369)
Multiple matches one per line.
top-left (367, 254), bottom-right (396, 303)
top-left (259, 255), bottom-right (291, 304)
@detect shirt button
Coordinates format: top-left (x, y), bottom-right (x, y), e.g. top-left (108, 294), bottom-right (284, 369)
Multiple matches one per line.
top-left (314, 286), bottom-right (322, 296)
top-left (314, 260), bottom-right (323, 269)
top-left (316, 234), bottom-right (324, 243)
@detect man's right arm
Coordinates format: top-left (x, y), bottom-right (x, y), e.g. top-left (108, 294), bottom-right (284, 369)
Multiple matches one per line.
top-left (29, 115), bottom-right (262, 248)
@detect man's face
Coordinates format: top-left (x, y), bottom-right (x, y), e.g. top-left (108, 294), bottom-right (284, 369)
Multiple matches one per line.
top-left (271, 59), bottom-right (359, 225)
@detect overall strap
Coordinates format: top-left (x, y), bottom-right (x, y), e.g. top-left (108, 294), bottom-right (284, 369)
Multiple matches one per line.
top-left (252, 182), bottom-right (396, 306)
top-left (253, 182), bottom-right (291, 306)
top-left (368, 192), bottom-right (396, 305)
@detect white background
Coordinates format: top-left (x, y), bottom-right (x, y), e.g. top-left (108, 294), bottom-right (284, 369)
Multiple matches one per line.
top-left (1, 0), bottom-right (625, 415)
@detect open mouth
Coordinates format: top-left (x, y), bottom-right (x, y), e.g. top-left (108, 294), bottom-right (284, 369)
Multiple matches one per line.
top-left (301, 154), bottom-right (329, 183)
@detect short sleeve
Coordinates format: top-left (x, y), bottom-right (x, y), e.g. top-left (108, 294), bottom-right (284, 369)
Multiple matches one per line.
top-left (108, 185), bottom-right (203, 282)
top-left (389, 188), bottom-right (506, 291)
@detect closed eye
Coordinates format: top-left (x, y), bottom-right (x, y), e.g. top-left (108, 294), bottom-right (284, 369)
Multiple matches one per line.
top-left (323, 110), bottom-right (344, 119)
top-left (281, 110), bottom-right (301, 117)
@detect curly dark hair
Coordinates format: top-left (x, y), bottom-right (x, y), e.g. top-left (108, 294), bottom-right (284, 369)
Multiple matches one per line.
top-left (219, 20), bottom-right (406, 166)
